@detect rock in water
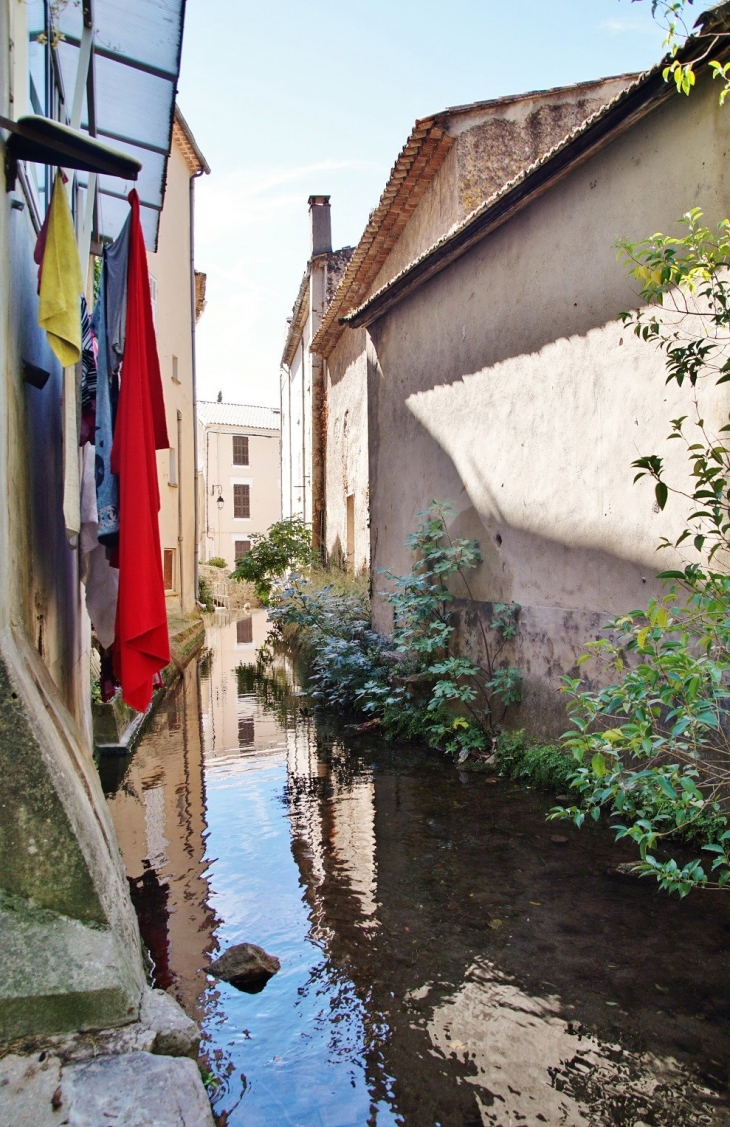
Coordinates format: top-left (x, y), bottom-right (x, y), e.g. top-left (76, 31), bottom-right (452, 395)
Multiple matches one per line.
top-left (207, 943), bottom-right (280, 993)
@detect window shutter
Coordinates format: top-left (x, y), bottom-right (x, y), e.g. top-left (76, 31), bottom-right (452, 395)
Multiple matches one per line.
top-left (238, 716), bottom-right (255, 745)
top-left (232, 435), bottom-right (249, 465)
top-left (236, 616), bottom-right (253, 644)
top-left (235, 540), bottom-right (251, 559)
top-left (233, 484), bottom-right (250, 519)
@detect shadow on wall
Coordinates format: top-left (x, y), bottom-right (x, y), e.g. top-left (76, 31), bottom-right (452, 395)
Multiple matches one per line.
top-left (326, 326), bottom-right (367, 390)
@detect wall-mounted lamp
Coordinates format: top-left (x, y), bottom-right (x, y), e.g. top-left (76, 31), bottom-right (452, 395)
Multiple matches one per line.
top-left (216, 493), bottom-right (224, 510)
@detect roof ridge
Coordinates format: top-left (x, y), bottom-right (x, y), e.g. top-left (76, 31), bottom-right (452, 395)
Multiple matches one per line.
top-left (198, 400), bottom-right (280, 410)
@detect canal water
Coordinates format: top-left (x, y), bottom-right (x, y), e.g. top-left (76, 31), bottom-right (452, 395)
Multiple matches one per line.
top-left (100, 610), bottom-right (730, 1127)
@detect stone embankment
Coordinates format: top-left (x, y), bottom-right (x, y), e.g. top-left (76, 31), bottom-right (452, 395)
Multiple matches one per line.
top-left (0, 987), bottom-right (214, 1125)
top-left (93, 611), bottom-right (206, 755)
top-left (199, 563), bottom-right (258, 613)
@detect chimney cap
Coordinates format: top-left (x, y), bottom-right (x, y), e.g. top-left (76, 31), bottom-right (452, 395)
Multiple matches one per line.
top-left (308, 194), bottom-right (331, 207)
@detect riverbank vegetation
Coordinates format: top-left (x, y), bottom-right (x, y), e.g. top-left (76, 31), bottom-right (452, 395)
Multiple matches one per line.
top-left (260, 503), bottom-right (523, 762)
top-left (549, 209), bottom-right (730, 894)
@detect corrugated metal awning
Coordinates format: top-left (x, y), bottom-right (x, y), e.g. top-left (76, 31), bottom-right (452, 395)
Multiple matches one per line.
top-left (32, 0), bottom-right (185, 250)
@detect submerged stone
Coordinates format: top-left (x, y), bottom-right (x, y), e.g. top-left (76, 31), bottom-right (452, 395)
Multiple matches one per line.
top-left (207, 943), bottom-right (280, 993)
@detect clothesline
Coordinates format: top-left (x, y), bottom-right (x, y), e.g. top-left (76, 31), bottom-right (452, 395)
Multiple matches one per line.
top-left (36, 170), bottom-right (170, 714)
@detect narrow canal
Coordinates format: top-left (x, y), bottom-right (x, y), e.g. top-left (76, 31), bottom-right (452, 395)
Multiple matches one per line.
top-left (100, 611), bottom-right (730, 1127)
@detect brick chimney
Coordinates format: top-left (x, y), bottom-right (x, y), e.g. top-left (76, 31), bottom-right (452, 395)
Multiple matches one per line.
top-left (309, 195), bottom-right (332, 256)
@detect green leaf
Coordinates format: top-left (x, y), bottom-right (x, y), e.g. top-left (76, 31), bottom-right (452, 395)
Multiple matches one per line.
top-left (591, 753), bottom-right (607, 779)
top-left (655, 482), bottom-right (668, 510)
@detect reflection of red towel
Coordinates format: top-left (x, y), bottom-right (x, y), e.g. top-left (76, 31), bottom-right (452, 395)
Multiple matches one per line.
top-left (111, 190), bottom-right (170, 711)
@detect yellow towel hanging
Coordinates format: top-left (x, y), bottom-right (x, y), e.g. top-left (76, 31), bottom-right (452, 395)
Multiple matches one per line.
top-left (38, 170), bottom-right (83, 367)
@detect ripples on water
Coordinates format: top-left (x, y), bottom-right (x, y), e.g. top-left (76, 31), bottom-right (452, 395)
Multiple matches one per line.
top-left (100, 611), bottom-right (730, 1127)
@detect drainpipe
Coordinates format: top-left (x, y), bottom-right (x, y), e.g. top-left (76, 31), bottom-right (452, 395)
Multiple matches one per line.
top-left (189, 168), bottom-right (204, 606)
top-left (177, 409), bottom-right (184, 613)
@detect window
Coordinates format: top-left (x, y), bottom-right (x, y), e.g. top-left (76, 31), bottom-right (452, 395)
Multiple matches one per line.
top-left (168, 448), bottom-right (177, 487)
top-left (171, 355), bottom-right (179, 384)
top-left (236, 616), bottom-right (253, 644)
top-left (238, 716), bottom-right (255, 747)
top-left (233, 435), bottom-right (249, 465)
top-left (234, 540), bottom-right (251, 560)
top-left (163, 549), bottom-right (175, 591)
top-left (233, 484), bottom-right (250, 519)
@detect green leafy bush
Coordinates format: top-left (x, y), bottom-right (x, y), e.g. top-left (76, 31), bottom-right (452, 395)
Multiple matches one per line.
top-left (232, 518), bottom-right (315, 603)
top-left (495, 730), bottom-right (575, 790)
top-left (267, 502), bottom-right (522, 760)
top-left (207, 557), bottom-right (227, 569)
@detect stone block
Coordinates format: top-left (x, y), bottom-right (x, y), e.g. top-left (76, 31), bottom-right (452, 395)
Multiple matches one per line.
top-left (60, 1051), bottom-right (215, 1126)
top-left (139, 987), bottom-right (201, 1058)
top-left (0, 899), bottom-right (140, 1042)
top-left (0, 1050), bottom-right (215, 1126)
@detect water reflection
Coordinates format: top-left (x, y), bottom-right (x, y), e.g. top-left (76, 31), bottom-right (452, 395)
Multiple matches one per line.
top-left (102, 611), bottom-right (730, 1126)
top-left (99, 660), bottom-right (216, 1021)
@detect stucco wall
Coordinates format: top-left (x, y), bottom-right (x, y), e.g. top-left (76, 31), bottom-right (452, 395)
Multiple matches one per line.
top-left (365, 73), bottom-right (730, 734)
top-left (325, 326), bottom-right (370, 572)
top-left (148, 140), bottom-right (197, 614)
top-left (202, 425), bottom-right (281, 569)
top-left (281, 318), bottom-right (312, 525)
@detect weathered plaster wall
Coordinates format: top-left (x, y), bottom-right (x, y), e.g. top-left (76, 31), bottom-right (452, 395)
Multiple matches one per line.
top-left (282, 316), bottom-right (311, 525)
top-left (452, 76), bottom-right (632, 214)
top-left (368, 76), bottom-right (633, 300)
top-left (366, 74), bottom-right (730, 735)
top-left (325, 326), bottom-right (370, 571)
top-left (0, 0), bottom-right (145, 1040)
top-left (323, 78), bottom-right (634, 576)
top-left (149, 140), bottom-right (197, 614)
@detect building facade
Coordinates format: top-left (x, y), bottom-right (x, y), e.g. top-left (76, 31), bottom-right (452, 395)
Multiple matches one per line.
top-left (280, 196), bottom-right (353, 555)
top-left (0, 0), bottom-right (190, 1041)
top-left (197, 401), bottom-right (281, 569)
top-left (327, 38), bottom-right (730, 734)
top-left (150, 107), bottom-right (209, 616)
top-left (307, 76), bottom-right (635, 579)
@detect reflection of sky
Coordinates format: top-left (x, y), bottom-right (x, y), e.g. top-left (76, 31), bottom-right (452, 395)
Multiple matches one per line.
top-left (202, 742), bottom-right (397, 1126)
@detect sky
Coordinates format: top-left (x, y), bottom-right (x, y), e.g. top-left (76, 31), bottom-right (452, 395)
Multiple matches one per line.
top-left (177, 1), bottom-right (668, 409)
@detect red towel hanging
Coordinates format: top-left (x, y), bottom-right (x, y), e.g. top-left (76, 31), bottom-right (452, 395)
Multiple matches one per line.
top-left (111, 190), bottom-right (170, 711)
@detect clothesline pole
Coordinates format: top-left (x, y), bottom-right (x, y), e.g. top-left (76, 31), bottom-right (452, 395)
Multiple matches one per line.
top-left (78, 172), bottom-right (97, 265)
top-left (65, 22), bottom-right (94, 206)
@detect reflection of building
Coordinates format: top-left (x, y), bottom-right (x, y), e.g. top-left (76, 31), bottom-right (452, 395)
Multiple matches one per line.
top-left (197, 402), bottom-right (281, 569)
top-left (200, 610), bottom-right (282, 759)
top-left (103, 662), bottom-right (216, 1021)
top-left (287, 730), bottom-right (378, 930)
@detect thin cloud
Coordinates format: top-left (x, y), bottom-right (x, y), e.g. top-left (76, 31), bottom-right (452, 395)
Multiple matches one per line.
top-left (600, 18), bottom-right (656, 34)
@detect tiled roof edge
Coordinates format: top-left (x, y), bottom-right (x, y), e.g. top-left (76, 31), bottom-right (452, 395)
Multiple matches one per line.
top-left (343, 13), bottom-right (730, 329)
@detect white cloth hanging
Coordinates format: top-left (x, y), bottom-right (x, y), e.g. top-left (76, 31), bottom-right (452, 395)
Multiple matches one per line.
top-left (79, 442), bottom-right (118, 648)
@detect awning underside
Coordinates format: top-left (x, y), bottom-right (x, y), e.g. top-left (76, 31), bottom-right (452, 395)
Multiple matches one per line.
top-left (32, 0), bottom-right (185, 249)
